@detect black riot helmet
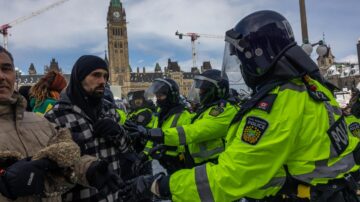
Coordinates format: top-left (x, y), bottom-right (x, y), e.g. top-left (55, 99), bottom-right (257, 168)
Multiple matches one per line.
top-left (223, 10), bottom-right (296, 91)
top-left (127, 90), bottom-right (146, 110)
top-left (145, 78), bottom-right (180, 108)
top-left (188, 69), bottom-right (229, 105)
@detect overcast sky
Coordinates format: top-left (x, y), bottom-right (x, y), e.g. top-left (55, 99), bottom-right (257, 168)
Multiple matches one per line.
top-left (0, 0), bottom-right (359, 74)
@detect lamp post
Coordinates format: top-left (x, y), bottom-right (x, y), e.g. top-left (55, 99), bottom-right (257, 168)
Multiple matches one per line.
top-left (299, 0), bottom-right (309, 44)
top-left (301, 40), bottom-right (328, 57)
top-left (299, 0), bottom-right (328, 57)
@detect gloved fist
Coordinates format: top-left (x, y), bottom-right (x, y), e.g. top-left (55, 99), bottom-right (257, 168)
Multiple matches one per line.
top-left (93, 118), bottom-right (125, 138)
top-left (131, 152), bottom-right (152, 176)
top-left (86, 160), bottom-right (124, 195)
top-left (124, 120), bottom-right (149, 139)
top-left (121, 173), bottom-right (164, 202)
top-left (148, 144), bottom-right (168, 160)
top-left (0, 158), bottom-right (58, 199)
top-left (94, 118), bottom-right (132, 151)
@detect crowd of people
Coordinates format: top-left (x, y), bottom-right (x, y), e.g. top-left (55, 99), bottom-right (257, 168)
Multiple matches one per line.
top-left (1, 10), bottom-right (360, 202)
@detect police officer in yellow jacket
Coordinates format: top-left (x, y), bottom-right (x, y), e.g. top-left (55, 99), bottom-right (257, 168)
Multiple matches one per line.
top-left (126, 78), bottom-right (194, 174)
top-left (127, 90), bottom-right (156, 128)
top-left (126, 69), bottom-right (239, 169)
top-left (123, 10), bottom-right (360, 202)
top-left (126, 90), bottom-right (157, 153)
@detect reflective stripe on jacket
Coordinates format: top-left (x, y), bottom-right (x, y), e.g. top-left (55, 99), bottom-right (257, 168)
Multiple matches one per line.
top-left (169, 78), bottom-right (360, 202)
top-left (144, 108), bottom-right (194, 157)
top-left (163, 102), bottom-right (239, 164)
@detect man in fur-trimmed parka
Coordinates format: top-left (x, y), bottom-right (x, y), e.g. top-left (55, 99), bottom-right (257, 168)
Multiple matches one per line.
top-left (0, 46), bottom-right (84, 201)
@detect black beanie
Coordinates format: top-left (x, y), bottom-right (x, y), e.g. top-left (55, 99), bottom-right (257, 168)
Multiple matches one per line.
top-left (65, 55), bottom-right (109, 122)
top-left (74, 55), bottom-right (108, 81)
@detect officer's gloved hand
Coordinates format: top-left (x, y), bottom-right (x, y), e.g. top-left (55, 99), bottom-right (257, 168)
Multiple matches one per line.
top-left (0, 158), bottom-right (58, 200)
top-left (148, 144), bottom-right (168, 160)
top-left (122, 173), bottom-right (165, 202)
top-left (124, 120), bottom-right (149, 139)
top-left (125, 120), bottom-right (164, 143)
top-left (86, 160), bottom-right (124, 195)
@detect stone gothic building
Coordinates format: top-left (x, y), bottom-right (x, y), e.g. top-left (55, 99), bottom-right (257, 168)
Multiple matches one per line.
top-left (17, 0), bottom-right (215, 98)
top-left (18, 58), bottom-right (69, 86)
top-left (106, 0), bottom-right (208, 97)
top-left (319, 40), bottom-right (360, 91)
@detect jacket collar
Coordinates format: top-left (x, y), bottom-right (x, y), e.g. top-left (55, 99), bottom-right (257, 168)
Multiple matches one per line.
top-left (0, 92), bottom-right (26, 119)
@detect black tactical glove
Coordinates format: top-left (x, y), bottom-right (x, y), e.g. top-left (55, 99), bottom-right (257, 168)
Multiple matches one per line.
top-left (124, 120), bottom-right (149, 139)
top-left (0, 158), bottom-right (58, 199)
top-left (124, 120), bottom-right (164, 143)
top-left (93, 118), bottom-right (131, 152)
top-left (86, 160), bottom-right (124, 196)
top-left (93, 118), bottom-right (125, 138)
top-left (122, 173), bottom-right (165, 202)
top-left (131, 152), bottom-right (152, 176)
top-left (148, 144), bottom-right (168, 160)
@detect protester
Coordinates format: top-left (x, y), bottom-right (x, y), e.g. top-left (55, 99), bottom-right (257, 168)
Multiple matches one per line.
top-left (0, 45), bottom-right (82, 201)
top-left (29, 70), bottom-right (67, 115)
top-left (18, 85), bottom-right (32, 111)
top-left (45, 55), bottom-right (130, 201)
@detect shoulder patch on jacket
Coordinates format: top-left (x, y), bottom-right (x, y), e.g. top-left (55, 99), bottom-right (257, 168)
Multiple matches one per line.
top-left (241, 116), bottom-right (269, 145)
top-left (209, 106), bottom-right (224, 117)
top-left (349, 122), bottom-right (360, 138)
top-left (255, 94), bottom-right (277, 113)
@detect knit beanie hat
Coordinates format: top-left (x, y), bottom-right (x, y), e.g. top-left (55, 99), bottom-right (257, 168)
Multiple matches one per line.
top-left (74, 55), bottom-right (108, 81)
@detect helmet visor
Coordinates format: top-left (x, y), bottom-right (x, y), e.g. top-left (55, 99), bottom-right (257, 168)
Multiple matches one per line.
top-left (221, 42), bottom-right (251, 94)
top-left (187, 82), bottom-right (200, 104)
top-left (144, 79), bottom-right (170, 100)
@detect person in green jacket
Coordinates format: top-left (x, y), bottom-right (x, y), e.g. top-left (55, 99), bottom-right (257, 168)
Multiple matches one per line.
top-left (29, 70), bottom-right (67, 115)
top-left (126, 78), bottom-right (194, 174)
top-left (123, 10), bottom-right (360, 202)
top-left (126, 69), bottom-right (240, 168)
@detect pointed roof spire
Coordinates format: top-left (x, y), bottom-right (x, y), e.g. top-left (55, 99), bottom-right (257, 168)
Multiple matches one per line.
top-left (104, 49), bottom-right (109, 65)
top-left (154, 62), bottom-right (162, 72)
top-left (111, 0), bottom-right (122, 8)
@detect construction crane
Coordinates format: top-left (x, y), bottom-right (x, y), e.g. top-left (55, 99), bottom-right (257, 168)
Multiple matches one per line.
top-left (175, 30), bottom-right (223, 68)
top-left (0, 0), bottom-right (70, 49)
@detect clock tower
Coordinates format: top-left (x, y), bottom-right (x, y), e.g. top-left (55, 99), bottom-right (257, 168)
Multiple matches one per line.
top-left (107, 0), bottom-right (130, 94)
